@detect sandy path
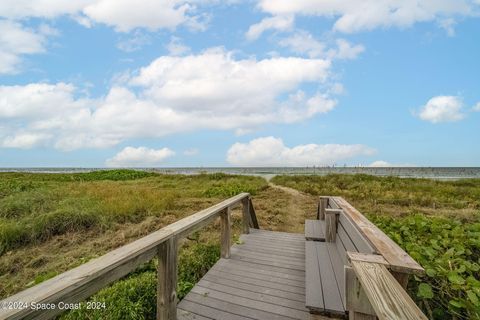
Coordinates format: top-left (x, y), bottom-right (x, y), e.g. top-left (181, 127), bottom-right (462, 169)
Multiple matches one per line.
top-left (252, 181), bottom-right (317, 234)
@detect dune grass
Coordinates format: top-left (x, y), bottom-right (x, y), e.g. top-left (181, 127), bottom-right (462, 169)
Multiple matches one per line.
top-left (272, 174), bottom-right (480, 319)
top-left (0, 170), bottom-right (267, 300)
top-left (3, 171), bottom-right (479, 319)
top-left (0, 171), bottom-right (266, 255)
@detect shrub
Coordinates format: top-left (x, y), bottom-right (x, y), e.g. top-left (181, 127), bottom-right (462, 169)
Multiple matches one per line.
top-left (368, 214), bottom-right (480, 319)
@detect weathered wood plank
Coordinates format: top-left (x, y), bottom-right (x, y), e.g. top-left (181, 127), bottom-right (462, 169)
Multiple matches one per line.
top-left (235, 243), bottom-right (305, 259)
top-left (245, 233), bottom-right (306, 244)
top-left (231, 247), bottom-right (306, 265)
top-left (217, 258), bottom-right (305, 277)
top-left (345, 266), bottom-right (376, 316)
top-left (185, 292), bottom-right (299, 320)
top-left (350, 260), bottom-right (427, 320)
top-left (318, 197), bottom-right (329, 220)
top-left (338, 213), bottom-right (374, 254)
top-left (177, 308), bottom-right (213, 320)
top-left (249, 228), bottom-right (304, 239)
top-left (249, 198), bottom-right (260, 229)
top-left (325, 242), bottom-right (346, 309)
top-left (347, 252), bottom-right (388, 266)
top-left (211, 264), bottom-right (305, 288)
top-left (242, 197), bottom-right (251, 234)
top-left (190, 286), bottom-right (309, 320)
top-left (157, 237), bottom-right (178, 320)
top-left (220, 207), bottom-right (231, 259)
top-left (204, 270), bottom-right (305, 294)
top-left (315, 243), bottom-right (345, 314)
top-left (337, 222), bottom-right (357, 253)
top-left (199, 276), bottom-right (306, 302)
top-left (229, 253), bottom-right (305, 271)
top-left (325, 209), bottom-right (340, 242)
top-left (197, 280), bottom-right (307, 311)
top-left (305, 241), bottom-right (324, 312)
top-left (240, 238), bottom-right (306, 251)
top-left (332, 197), bottom-right (424, 274)
top-left (305, 220), bottom-right (326, 241)
top-left (215, 259), bottom-right (305, 281)
top-left (178, 300), bottom-right (248, 320)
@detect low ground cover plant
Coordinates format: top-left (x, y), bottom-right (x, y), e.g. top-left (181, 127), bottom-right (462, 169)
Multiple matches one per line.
top-left (273, 174), bottom-right (480, 319)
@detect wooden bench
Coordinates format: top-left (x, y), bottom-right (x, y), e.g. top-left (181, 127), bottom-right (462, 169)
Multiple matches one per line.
top-left (304, 220), bottom-right (325, 241)
top-left (305, 196), bottom-right (426, 319)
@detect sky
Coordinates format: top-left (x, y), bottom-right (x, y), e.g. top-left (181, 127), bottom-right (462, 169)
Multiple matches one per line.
top-left (0, 0), bottom-right (479, 168)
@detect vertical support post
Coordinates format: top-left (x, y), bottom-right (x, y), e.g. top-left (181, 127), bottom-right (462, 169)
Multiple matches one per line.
top-left (220, 207), bottom-right (231, 258)
top-left (325, 209), bottom-right (341, 242)
top-left (241, 197), bottom-right (250, 234)
top-left (345, 266), bottom-right (376, 320)
top-left (392, 271), bottom-right (410, 289)
top-left (249, 198), bottom-right (259, 229)
top-left (157, 237), bottom-right (178, 320)
top-left (317, 197), bottom-right (329, 220)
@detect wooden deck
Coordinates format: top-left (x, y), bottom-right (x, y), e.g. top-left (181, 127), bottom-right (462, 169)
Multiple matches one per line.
top-left (177, 229), bottom-right (311, 320)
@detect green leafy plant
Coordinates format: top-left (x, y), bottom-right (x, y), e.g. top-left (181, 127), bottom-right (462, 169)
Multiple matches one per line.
top-left (367, 214), bottom-right (480, 319)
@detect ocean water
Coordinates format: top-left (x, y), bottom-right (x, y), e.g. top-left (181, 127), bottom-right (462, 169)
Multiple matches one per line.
top-left (1, 167), bottom-right (480, 180)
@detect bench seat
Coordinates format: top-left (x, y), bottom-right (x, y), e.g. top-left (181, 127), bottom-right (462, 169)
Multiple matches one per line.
top-left (305, 241), bottom-right (345, 315)
top-left (305, 219), bottom-right (326, 241)
top-left (305, 208), bottom-right (375, 316)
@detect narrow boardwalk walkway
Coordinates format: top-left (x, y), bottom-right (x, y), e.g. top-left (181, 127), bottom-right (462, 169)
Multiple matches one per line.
top-left (177, 229), bottom-right (310, 320)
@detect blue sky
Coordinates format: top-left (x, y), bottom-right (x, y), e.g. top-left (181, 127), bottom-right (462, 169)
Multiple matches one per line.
top-left (0, 0), bottom-right (479, 167)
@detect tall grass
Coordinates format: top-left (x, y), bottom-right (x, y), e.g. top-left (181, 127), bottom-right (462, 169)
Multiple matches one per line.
top-left (0, 171), bottom-right (267, 254)
top-left (272, 174), bottom-right (480, 214)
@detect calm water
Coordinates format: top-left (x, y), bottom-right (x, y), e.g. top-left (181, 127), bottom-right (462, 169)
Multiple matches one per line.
top-left (1, 167), bottom-right (480, 180)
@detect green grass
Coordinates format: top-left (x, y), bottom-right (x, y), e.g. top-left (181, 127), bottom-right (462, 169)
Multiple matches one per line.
top-left (272, 174), bottom-right (480, 214)
top-left (0, 170), bottom-right (267, 255)
top-left (273, 174), bottom-right (480, 319)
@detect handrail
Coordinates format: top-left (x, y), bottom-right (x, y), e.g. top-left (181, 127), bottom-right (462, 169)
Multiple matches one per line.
top-left (331, 196), bottom-right (424, 276)
top-left (348, 256), bottom-right (427, 320)
top-left (0, 192), bottom-right (258, 320)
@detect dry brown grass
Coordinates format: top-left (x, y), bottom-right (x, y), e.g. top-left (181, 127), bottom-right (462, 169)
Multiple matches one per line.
top-left (0, 177), bottom-right (313, 298)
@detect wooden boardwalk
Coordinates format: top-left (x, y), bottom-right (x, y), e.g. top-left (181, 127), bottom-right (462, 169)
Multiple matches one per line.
top-left (177, 229), bottom-right (311, 320)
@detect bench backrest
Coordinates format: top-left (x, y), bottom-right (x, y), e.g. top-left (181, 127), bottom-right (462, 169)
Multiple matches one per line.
top-left (334, 211), bottom-right (375, 265)
top-left (331, 196), bottom-right (424, 275)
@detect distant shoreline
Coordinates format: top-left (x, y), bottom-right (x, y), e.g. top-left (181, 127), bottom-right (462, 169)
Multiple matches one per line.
top-left (1, 167), bottom-right (480, 180)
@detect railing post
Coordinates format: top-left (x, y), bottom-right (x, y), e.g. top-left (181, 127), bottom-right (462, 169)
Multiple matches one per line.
top-left (318, 196), bottom-right (329, 220)
top-left (220, 207), bottom-right (231, 258)
top-left (392, 271), bottom-right (410, 289)
top-left (325, 209), bottom-right (341, 242)
top-left (157, 237), bottom-right (178, 320)
top-left (241, 197), bottom-right (251, 234)
top-left (249, 198), bottom-right (260, 229)
top-left (345, 266), bottom-right (376, 320)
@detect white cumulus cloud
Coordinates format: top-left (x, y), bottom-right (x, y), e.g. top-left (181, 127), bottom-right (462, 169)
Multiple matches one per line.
top-left (0, 0), bottom-right (204, 33)
top-left (368, 160), bottom-right (415, 167)
top-left (278, 31), bottom-right (364, 60)
top-left (226, 136), bottom-right (375, 166)
top-left (255, 0), bottom-right (478, 34)
top-left (418, 95), bottom-right (464, 123)
top-left (0, 49), bottom-right (337, 150)
top-left (106, 146), bottom-right (175, 167)
top-left (82, 0), bottom-right (193, 32)
top-left (246, 15), bottom-right (294, 40)
top-left (0, 20), bottom-right (49, 74)
top-left (473, 102), bottom-right (480, 112)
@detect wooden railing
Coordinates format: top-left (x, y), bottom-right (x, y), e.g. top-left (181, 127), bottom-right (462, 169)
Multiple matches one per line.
top-left (317, 196), bottom-right (427, 319)
top-left (0, 193), bottom-right (258, 320)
